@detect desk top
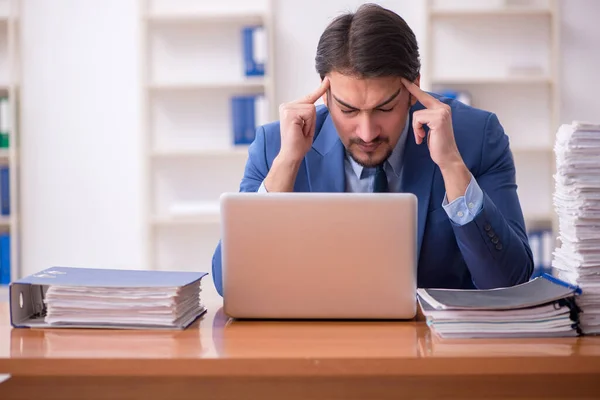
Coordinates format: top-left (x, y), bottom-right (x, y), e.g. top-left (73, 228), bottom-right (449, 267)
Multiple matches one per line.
top-left (1, 302), bottom-right (600, 378)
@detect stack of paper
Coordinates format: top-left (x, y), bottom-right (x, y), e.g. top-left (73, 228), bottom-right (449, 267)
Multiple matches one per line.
top-left (417, 275), bottom-right (581, 339)
top-left (10, 266), bottom-right (208, 330)
top-left (553, 121), bottom-right (600, 335)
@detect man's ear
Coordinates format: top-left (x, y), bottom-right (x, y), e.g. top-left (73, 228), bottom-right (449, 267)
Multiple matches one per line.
top-left (410, 75), bottom-right (421, 106)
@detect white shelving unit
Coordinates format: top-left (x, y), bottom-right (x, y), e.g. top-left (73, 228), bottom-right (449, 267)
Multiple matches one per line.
top-left (424, 0), bottom-right (560, 235)
top-left (0, 0), bottom-right (20, 287)
top-left (140, 0), bottom-right (275, 273)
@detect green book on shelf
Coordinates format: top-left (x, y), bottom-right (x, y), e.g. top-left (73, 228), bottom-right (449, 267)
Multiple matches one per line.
top-left (0, 97), bottom-right (8, 148)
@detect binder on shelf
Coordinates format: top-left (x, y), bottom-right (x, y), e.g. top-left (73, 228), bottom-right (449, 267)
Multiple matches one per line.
top-left (0, 166), bottom-right (9, 216)
top-left (417, 274), bottom-right (582, 339)
top-left (438, 89), bottom-right (472, 106)
top-left (10, 266), bottom-right (209, 330)
top-left (0, 232), bottom-right (9, 285)
top-left (0, 97), bottom-right (8, 148)
top-left (231, 94), bottom-right (269, 145)
top-left (242, 25), bottom-right (266, 77)
top-left (528, 228), bottom-right (554, 278)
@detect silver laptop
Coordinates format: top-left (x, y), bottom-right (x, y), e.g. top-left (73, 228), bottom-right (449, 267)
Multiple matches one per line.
top-left (219, 192), bottom-right (418, 320)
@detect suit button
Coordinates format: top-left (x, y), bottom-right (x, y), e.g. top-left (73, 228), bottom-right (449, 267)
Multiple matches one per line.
top-left (495, 243), bottom-right (503, 250)
top-left (484, 223), bottom-right (492, 231)
top-left (492, 236), bottom-right (499, 244)
top-left (487, 230), bottom-right (495, 238)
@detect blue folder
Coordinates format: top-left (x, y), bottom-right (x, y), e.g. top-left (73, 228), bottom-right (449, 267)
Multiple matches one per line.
top-left (0, 232), bottom-right (9, 284)
top-left (10, 266), bottom-right (209, 330)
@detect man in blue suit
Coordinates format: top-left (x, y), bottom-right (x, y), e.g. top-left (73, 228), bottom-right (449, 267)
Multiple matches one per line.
top-left (212, 3), bottom-right (533, 296)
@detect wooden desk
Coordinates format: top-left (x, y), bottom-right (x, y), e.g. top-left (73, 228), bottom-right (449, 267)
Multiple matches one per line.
top-left (1, 302), bottom-right (600, 399)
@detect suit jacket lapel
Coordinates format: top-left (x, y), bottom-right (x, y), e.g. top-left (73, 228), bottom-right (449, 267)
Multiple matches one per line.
top-left (303, 113), bottom-right (345, 192)
top-left (401, 108), bottom-right (436, 260)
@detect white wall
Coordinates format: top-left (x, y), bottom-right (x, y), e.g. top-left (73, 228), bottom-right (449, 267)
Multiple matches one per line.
top-left (20, 0), bottom-right (143, 276)
top-left (559, 0), bottom-right (600, 124)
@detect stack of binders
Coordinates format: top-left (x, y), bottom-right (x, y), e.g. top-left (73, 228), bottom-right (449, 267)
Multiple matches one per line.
top-left (553, 121), bottom-right (600, 335)
top-left (10, 266), bottom-right (208, 330)
top-left (417, 274), bottom-right (582, 339)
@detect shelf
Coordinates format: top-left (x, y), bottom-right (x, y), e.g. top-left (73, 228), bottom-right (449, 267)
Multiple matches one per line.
top-left (152, 215), bottom-right (220, 226)
top-left (429, 8), bottom-right (553, 18)
top-left (0, 216), bottom-right (10, 227)
top-left (146, 12), bottom-right (265, 25)
top-left (511, 145), bottom-right (553, 153)
top-left (0, 149), bottom-right (10, 162)
top-left (432, 76), bottom-right (552, 85)
top-left (153, 202), bottom-right (221, 226)
top-left (152, 147), bottom-right (249, 158)
top-left (149, 79), bottom-right (267, 92)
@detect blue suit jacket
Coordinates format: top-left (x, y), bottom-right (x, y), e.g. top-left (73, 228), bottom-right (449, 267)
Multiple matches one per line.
top-left (211, 96), bottom-right (534, 296)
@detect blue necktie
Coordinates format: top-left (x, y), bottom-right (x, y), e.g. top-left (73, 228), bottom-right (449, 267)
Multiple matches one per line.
top-left (373, 164), bottom-right (388, 193)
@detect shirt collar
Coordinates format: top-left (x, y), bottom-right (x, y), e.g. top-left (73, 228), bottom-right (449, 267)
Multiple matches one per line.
top-left (347, 116), bottom-right (410, 179)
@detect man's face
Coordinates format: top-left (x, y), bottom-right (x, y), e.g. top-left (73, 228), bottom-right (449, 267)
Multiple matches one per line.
top-left (324, 71), bottom-right (416, 168)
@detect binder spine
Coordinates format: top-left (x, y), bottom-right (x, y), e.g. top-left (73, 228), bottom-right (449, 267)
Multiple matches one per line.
top-left (557, 296), bottom-right (582, 336)
top-left (0, 232), bottom-right (9, 284)
top-left (231, 96), bottom-right (242, 145)
top-left (231, 95), bottom-right (258, 146)
top-left (242, 26), bottom-right (266, 77)
top-left (245, 96), bottom-right (256, 143)
top-left (0, 97), bottom-right (9, 148)
top-left (0, 166), bottom-right (9, 216)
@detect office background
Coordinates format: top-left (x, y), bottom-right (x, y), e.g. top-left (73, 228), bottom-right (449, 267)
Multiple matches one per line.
top-left (0, 0), bottom-right (597, 301)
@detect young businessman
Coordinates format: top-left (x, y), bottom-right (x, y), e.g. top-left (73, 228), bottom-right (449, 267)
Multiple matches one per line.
top-left (211, 3), bottom-right (533, 296)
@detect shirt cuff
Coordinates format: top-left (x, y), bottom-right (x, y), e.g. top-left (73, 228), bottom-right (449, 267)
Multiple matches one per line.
top-left (258, 181), bottom-right (268, 193)
top-left (442, 174), bottom-right (483, 226)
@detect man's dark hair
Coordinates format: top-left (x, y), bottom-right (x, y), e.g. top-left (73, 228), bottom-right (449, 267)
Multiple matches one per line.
top-left (315, 3), bottom-right (420, 81)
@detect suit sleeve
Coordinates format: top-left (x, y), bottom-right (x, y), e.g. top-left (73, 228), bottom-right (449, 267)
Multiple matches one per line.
top-left (211, 126), bottom-right (270, 296)
top-left (451, 113), bottom-right (534, 289)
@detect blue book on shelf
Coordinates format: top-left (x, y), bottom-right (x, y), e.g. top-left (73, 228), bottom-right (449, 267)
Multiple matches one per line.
top-left (242, 26), bottom-right (266, 76)
top-left (0, 232), bottom-right (9, 285)
top-left (245, 96), bottom-right (256, 143)
top-left (231, 95), bottom-right (258, 145)
top-left (10, 266), bottom-right (209, 330)
top-left (528, 229), bottom-right (554, 279)
top-left (231, 96), bottom-right (245, 145)
top-left (0, 166), bottom-right (9, 216)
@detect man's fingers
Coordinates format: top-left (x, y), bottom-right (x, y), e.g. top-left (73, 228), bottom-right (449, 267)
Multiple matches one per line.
top-left (413, 110), bottom-right (441, 145)
top-left (297, 77), bottom-right (330, 104)
top-left (412, 114), bottom-right (427, 145)
top-left (401, 78), bottom-right (442, 110)
top-left (285, 105), bottom-right (316, 137)
top-left (301, 115), bottom-right (316, 138)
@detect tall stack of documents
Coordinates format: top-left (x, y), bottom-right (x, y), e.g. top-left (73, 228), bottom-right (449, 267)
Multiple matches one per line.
top-left (10, 267), bottom-right (208, 330)
top-left (553, 121), bottom-right (600, 335)
top-left (417, 275), bottom-right (581, 339)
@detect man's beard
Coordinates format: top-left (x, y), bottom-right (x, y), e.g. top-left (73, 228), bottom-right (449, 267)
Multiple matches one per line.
top-left (346, 138), bottom-right (393, 168)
